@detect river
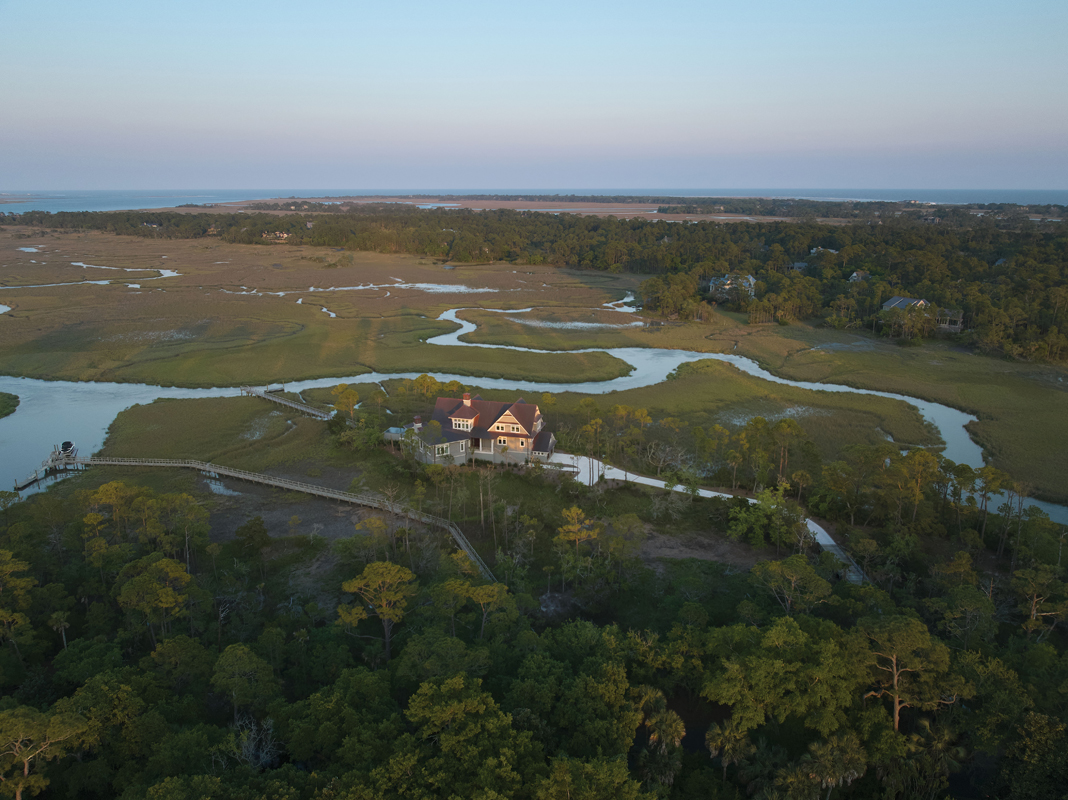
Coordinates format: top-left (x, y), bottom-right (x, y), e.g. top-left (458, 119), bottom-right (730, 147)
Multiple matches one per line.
top-left (1, 304), bottom-right (1065, 524)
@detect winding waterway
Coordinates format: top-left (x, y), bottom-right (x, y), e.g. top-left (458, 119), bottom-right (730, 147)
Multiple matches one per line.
top-left (1, 304), bottom-right (1064, 523)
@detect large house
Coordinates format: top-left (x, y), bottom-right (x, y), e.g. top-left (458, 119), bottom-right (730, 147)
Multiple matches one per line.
top-left (390, 393), bottom-right (556, 465)
top-left (704, 273), bottom-right (756, 301)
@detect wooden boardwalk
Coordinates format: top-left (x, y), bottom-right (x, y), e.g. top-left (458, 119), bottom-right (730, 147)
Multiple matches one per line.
top-left (43, 454), bottom-right (495, 580)
top-left (240, 386), bottom-right (332, 420)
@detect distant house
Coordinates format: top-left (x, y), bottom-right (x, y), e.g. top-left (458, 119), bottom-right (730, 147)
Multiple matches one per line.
top-left (704, 273), bottom-right (756, 301)
top-left (882, 296), bottom-right (929, 311)
top-left (789, 262), bottom-right (808, 272)
top-left (810, 247), bottom-right (839, 255)
top-left (936, 308), bottom-right (964, 333)
top-left (848, 270), bottom-right (870, 282)
top-left (389, 393), bottom-right (556, 465)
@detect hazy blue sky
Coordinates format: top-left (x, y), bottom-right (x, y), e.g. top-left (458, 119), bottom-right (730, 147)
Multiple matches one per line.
top-left (3, 0), bottom-right (1066, 190)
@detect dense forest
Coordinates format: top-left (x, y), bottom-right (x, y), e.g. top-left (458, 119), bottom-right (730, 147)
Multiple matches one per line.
top-left (1, 381), bottom-right (1068, 799)
top-left (6, 201), bottom-right (1066, 361)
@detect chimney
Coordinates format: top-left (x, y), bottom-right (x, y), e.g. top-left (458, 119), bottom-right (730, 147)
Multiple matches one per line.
top-left (413, 415), bottom-right (422, 432)
top-left (463, 393), bottom-right (471, 407)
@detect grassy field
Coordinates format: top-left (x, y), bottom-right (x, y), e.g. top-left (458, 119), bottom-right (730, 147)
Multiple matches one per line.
top-left (447, 359), bottom-right (936, 462)
top-left (100, 396), bottom-right (338, 470)
top-left (0, 392), bottom-right (17, 419)
top-left (3, 227), bottom-right (1066, 499)
top-left (702, 319), bottom-right (1068, 501)
top-left (0, 229), bottom-right (634, 386)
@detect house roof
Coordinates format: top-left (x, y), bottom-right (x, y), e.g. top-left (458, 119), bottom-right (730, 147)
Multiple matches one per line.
top-left (882, 296), bottom-right (928, 311)
top-left (431, 395), bottom-right (542, 441)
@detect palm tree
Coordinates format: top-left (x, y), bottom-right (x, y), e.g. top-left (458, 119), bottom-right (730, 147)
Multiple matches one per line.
top-left (49, 610), bottom-right (70, 650)
top-left (774, 763), bottom-right (820, 800)
top-left (737, 736), bottom-right (789, 797)
top-left (647, 709), bottom-right (685, 755)
top-left (706, 719), bottom-right (755, 781)
top-left (909, 720), bottom-right (966, 800)
top-left (807, 733), bottom-right (866, 800)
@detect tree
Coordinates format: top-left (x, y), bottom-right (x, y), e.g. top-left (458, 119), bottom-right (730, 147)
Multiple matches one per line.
top-left (465, 582), bottom-right (513, 640)
top-left (0, 706), bottom-right (91, 800)
top-left (339, 561), bottom-right (417, 661)
top-left (806, 732), bottom-right (866, 800)
top-left (0, 552), bottom-right (35, 609)
top-left (48, 612), bottom-right (69, 650)
top-left (234, 516), bottom-right (271, 562)
top-left (331, 383), bottom-right (360, 419)
top-left (750, 556), bottom-right (831, 616)
top-left (211, 644), bottom-right (276, 723)
top-left (728, 485), bottom-right (807, 555)
top-left (1011, 565), bottom-right (1068, 640)
top-left (391, 674), bottom-right (540, 800)
top-left (859, 615), bottom-right (967, 732)
top-left (535, 757), bottom-right (652, 800)
top-left (114, 553), bottom-right (192, 647)
top-left (706, 719), bottom-right (755, 780)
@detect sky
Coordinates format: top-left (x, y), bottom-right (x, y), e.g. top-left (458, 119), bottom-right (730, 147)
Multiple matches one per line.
top-left (2, 0), bottom-right (1066, 191)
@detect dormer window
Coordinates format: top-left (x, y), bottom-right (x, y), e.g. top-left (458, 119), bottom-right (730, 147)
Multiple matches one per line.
top-left (453, 419), bottom-right (471, 431)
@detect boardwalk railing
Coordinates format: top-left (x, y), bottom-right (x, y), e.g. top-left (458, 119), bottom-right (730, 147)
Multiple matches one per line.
top-left (240, 387), bottom-right (332, 420)
top-left (46, 455), bottom-right (494, 580)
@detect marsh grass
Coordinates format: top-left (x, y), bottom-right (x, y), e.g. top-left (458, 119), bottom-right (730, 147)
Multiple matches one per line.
top-left (709, 319), bottom-right (1068, 500)
top-left (465, 359), bottom-right (937, 457)
top-left (100, 396), bottom-right (338, 471)
top-left (5, 228), bottom-right (1065, 498)
top-left (0, 392), bottom-right (17, 419)
top-left (0, 229), bottom-right (638, 386)
top-left (459, 308), bottom-right (723, 352)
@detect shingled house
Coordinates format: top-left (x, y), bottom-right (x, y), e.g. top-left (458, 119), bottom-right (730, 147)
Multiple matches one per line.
top-left (392, 393), bottom-right (556, 465)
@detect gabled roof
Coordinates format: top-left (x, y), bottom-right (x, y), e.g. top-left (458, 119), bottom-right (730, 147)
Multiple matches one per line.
top-left (431, 395), bottom-right (541, 439)
top-left (882, 296), bottom-right (928, 311)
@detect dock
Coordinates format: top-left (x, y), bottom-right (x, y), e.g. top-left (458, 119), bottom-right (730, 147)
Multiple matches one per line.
top-left (240, 386), bottom-right (332, 420)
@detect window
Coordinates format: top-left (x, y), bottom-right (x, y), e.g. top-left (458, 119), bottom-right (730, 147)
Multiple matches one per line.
top-left (436, 444), bottom-right (449, 456)
top-left (453, 419), bottom-right (471, 431)
top-left (519, 439), bottom-right (526, 448)
top-left (460, 442), bottom-right (466, 451)
top-left (495, 424), bottom-right (505, 431)
top-left (510, 425), bottom-right (521, 433)
top-left (497, 437), bottom-right (508, 446)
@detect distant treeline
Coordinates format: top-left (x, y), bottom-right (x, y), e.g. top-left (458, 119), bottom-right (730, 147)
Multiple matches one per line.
top-left (6, 204), bottom-right (1067, 360)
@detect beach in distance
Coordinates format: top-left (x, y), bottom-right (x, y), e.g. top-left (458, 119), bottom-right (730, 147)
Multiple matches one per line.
top-left (4, 188), bottom-right (1068, 215)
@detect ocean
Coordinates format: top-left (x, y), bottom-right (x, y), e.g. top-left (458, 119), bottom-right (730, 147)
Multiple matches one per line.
top-left (1, 188), bottom-right (1066, 215)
